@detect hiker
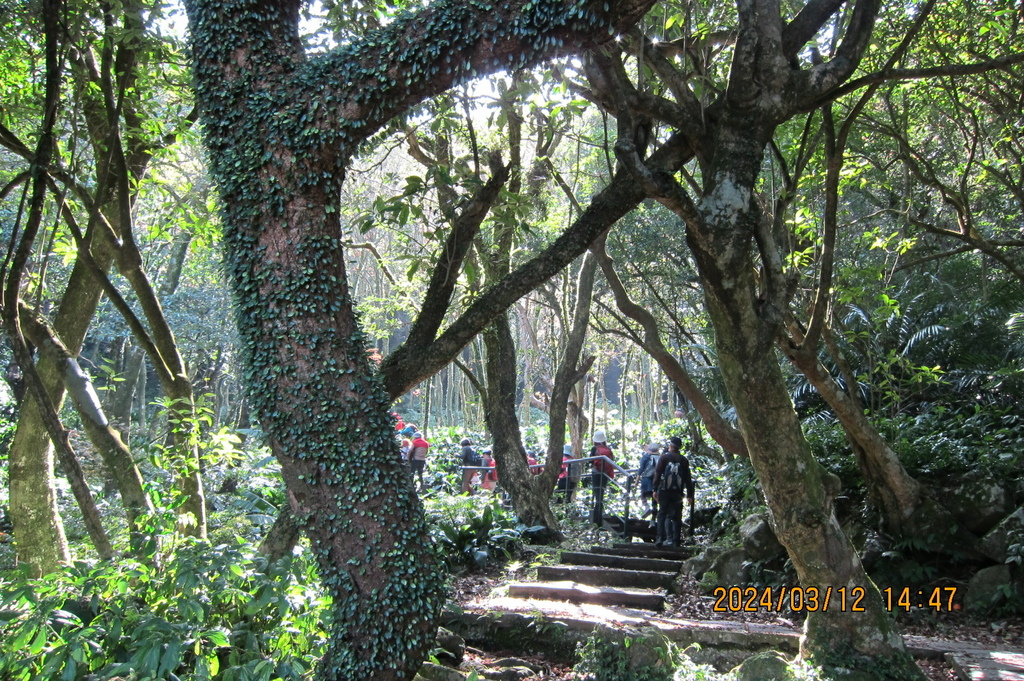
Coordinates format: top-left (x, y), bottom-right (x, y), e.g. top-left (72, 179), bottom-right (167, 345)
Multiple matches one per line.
top-left (399, 438), bottom-right (412, 462)
top-left (653, 436), bottom-right (695, 547)
top-left (409, 431), bottom-right (429, 489)
top-left (480, 447), bottom-right (498, 493)
top-left (589, 430), bottom-right (616, 526)
top-left (556, 443), bottom-right (576, 503)
top-left (459, 437), bottom-right (481, 494)
top-left (637, 442), bottom-right (661, 526)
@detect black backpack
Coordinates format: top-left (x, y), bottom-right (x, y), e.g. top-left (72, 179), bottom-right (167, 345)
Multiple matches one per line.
top-left (661, 461), bottom-right (684, 491)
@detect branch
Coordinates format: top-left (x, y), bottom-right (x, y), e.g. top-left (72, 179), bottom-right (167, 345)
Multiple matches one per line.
top-left (346, 242), bottom-right (397, 285)
top-left (591, 234), bottom-right (748, 456)
top-left (380, 132), bottom-right (693, 398)
top-left (403, 153), bottom-right (509, 351)
top-left (808, 52), bottom-right (1024, 111)
top-left (186, 0), bottom-right (657, 157)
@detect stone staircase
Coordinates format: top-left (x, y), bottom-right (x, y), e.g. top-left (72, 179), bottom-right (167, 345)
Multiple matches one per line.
top-left (506, 542), bottom-right (691, 612)
top-left (470, 541), bottom-right (1024, 680)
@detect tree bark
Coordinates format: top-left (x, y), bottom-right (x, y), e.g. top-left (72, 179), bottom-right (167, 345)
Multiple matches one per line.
top-left (19, 307), bottom-right (154, 542)
top-left (539, 253), bottom-right (598, 495)
top-left (183, 1), bottom-right (656, 678)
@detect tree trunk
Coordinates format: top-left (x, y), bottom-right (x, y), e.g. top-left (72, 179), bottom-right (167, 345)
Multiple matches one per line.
top-left (182, 0), bottom-right (656, 676)
top-left (482, 314), bottom-right (561, 536)
top-left (19, 308), bottom-right (154, 542)
top-left (8, 228), bottom-right (118, 575)
top-left (684, 119), bottom-right (922, 678)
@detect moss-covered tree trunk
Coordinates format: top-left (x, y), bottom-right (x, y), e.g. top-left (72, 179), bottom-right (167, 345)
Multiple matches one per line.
top-left (8, 230), bottom-right (117, 575)
top-left (183, 1), bottom-right (654, 678)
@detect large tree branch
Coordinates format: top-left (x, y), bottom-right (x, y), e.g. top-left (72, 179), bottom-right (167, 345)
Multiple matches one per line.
top-left (380, 132), bottom-right (692, 398)
top-left (797, 0), bottom-right (880, 103)
top-left (403, 153), bottom-right (509, 350)
top-left (782, 0), bottom-right (847, 59)
top-left (807, 52), bottom-right (1024, 111)
top-left (187, 0), bottom-right (656, 164)
top-left (592, 234), bottom-right (748, 457)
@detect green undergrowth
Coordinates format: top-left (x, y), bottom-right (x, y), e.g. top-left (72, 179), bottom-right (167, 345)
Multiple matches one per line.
top-left (0, 540), bottom-right (329, 681)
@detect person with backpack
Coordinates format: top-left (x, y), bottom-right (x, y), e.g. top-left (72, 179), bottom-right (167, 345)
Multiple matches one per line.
top-left (637, 442), bottom-right (661, 526)
top-left (652, 436), bottom-right (695, 547)
top-left (459, 438), bottom-right (482, 494)
top-left (589, 430), bottom-right (616, 526)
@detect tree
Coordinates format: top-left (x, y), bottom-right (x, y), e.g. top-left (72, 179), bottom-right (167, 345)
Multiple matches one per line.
top-left (570, 0), bottom-right (1019, 675)
top-left (182, 1), bottom-right (654, 678)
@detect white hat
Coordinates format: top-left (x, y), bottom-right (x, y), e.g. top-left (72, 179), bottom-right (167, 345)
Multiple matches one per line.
top-left (563, 443), bottom-right (573, 455)
top-left (413, 431), bottom-right (423, 439)
top-left (593, 430), bottom-right (606, 443)
top-left (646, 442), bottom-right (661, 452)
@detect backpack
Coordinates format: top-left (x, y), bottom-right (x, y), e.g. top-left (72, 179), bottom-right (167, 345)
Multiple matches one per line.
top-left (661, 460), bottom-right (684, 491)
top-left (594, 443), bottom-right (615, 476)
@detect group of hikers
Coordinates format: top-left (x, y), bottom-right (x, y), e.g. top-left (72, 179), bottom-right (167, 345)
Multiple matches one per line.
top-left (393, 413), bottom-right (697, 546)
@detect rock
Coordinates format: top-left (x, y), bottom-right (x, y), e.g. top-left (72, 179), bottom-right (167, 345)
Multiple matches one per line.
top-left (732, 651), bottom-right (796, 681)
top-left (707, 547), bottom-right (749, 586)
top-left (904, 496), bottom-right (980, 556)
top-left (965, 564), bottom-right (1018, 612)
top-left (479, 667), bottom-right (536, 680)
top-left (435, 627), bottom-right (465, 665)
top-left (679, 546), bottom-right (726, 580)
top-left (740, 514), bottom-right (784, 561)
top-left (949, 480), bottom-right (1013, 535)
top-left (578, 625), bottom-right (674, 678)
top-left (490, 658), bottom-right (540, 673)
top-left (415, 661), bottom-right (466, 681)
top-left (978, 508), bottom-right (1024, 563)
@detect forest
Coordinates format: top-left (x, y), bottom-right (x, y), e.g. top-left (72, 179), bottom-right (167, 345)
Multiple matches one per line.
top-left (1, 0), bottom-right (1023, 679)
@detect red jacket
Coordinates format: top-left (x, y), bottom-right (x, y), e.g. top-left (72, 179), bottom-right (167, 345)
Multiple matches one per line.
top-left (410, 437), bottom-right (429, 460)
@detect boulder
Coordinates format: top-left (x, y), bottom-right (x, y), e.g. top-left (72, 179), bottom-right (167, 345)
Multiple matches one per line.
top-left (949, 480), bottom-right (1014, 535)
top-left (415, 661), bottom-right (466, 681)
top-left (740, 514), bottom-right (784, 561)
top-left (680, 546), bottom-right (726, 580)
top-left (732, 651), bottom-right (796, 681)
top-left (434, 627), bottom-right (466, 665)
top-left (903, 496), bottom-right (980, 556)
top-left (977, 507), bottom-right (1024, 563)
top-left (707, 547), bottom-right (749, 586)
top-left (965, 564), bottom-right (1018, 612)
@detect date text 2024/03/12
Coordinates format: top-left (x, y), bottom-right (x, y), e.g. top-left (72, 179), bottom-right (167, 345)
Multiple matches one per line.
top-left (711, 586), bottom-right (961, 613)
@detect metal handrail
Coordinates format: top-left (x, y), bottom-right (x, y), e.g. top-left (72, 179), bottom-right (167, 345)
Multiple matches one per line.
top-left (460, 455), bottom-right (640, 538)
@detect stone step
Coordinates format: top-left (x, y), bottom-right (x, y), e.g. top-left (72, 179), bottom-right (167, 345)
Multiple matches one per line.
top-left (597, 544), bottom-right (695, 560)
top-left (560, 550), bottom-right (684, 573)
top-left (537, 565), bottom-right (676, 590)
top-left (507, 581), bottom-right (665, 611)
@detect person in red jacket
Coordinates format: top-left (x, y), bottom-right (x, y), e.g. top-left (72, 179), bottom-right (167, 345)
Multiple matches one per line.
top-left (409, 431), bottom-right (429, 490)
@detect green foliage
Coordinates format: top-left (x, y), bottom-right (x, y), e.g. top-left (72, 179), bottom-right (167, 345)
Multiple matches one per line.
top-left (424, 495), bottom-right (522, 570)
top-left (0, 541), bottom-right (329, 681)
top-left (574, 628), bottom-right (680, 681)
